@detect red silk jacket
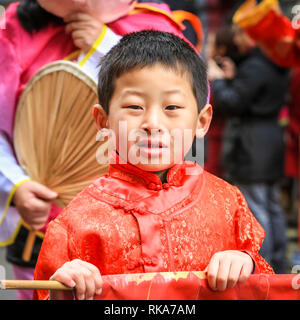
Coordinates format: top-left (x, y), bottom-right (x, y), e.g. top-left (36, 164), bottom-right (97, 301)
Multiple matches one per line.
top-left (34, 154), bottom-right (273, 300)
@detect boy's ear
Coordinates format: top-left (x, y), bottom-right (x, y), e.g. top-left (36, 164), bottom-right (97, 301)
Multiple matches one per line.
top-left (93, 104), bottom-right (108, 130)
top-left (195, 104), bottom-right (213, 139)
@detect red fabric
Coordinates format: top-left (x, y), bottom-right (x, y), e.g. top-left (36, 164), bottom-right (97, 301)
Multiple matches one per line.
top-left (39, 203), bottom-right (62, 233)
top-left (244, 10), bottom-right (300, 67)
top-left (97, 272), bottom-right (300, 300)
top-left (33, 152), bottom-right (273, 300)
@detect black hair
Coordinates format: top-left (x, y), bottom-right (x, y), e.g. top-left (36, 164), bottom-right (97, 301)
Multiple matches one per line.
top-left (214, 24), bottom-right (243, 64)
top-left (98, 30), bottom-right (208, 114)
top-left (17, 0), bottom-right (64, 33)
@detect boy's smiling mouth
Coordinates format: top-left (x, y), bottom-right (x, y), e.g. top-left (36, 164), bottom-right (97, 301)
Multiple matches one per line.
top-left (137, 139), bottom-right (168, 148)
top-left (136, 139), bottom-right (169, 157)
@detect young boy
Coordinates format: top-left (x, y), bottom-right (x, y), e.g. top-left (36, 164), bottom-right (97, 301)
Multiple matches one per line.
top-left (33, 30), bottom-right (273, 300)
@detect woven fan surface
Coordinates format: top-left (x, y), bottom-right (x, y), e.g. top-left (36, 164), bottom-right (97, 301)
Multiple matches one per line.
top-left (14, 61), bottom-right (109, 208)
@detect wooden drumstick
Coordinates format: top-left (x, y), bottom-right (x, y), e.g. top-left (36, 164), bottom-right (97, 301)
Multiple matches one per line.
top-left (22, 229), bottom-right (36, 262)
top-left (0, 280), bottom-right (73, 291)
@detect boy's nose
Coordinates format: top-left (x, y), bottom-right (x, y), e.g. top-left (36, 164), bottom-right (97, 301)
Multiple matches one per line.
top-left (140, 108), bottom-right (163, 133)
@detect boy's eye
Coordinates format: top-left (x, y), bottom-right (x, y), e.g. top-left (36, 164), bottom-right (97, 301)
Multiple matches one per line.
top-left (165, 105), bottom-right (181, 110)
top-left (125, 105), bottom-right (143, 110)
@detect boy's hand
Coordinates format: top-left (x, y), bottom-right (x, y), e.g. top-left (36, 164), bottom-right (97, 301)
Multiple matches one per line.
top-left (13, 181), bottom-right (57, 230)
top-left (206, 250), bottom-right (254, 291)
top-left (64, 12), bottom-right (104, 53)
top-left (49, 259), bottom-right (103, 300)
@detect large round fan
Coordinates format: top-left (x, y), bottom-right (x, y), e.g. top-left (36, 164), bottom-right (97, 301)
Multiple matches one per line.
top-left (14, 60), bottom-right (109, 208)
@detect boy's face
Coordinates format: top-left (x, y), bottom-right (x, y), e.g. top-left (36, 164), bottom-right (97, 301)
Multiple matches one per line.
top-left (37, 0), bottom-right (136, 22)
top-left (94, 63), bottom-right (212, 172)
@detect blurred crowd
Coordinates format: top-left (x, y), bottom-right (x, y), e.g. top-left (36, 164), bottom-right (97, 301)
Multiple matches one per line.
top-left (205, 24), bottom-right (297, 274)
top-left (202, 9), bottom-right (299, 274)
top-left (163, 0), bottom-right (299, 273)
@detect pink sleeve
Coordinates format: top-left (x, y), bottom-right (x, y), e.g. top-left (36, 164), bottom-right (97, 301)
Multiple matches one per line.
top-left (0, 29), bottom-right (21, 139)
top-left (108, 3), bottom-right (185, 40)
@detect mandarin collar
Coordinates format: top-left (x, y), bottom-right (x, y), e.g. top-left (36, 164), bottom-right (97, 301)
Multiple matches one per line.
top-left (108, 151), bottom-right (201, 191)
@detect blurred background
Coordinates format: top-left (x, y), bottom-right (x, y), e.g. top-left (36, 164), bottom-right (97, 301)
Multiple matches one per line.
top-left (0, 0), bottom-right (299, 299)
